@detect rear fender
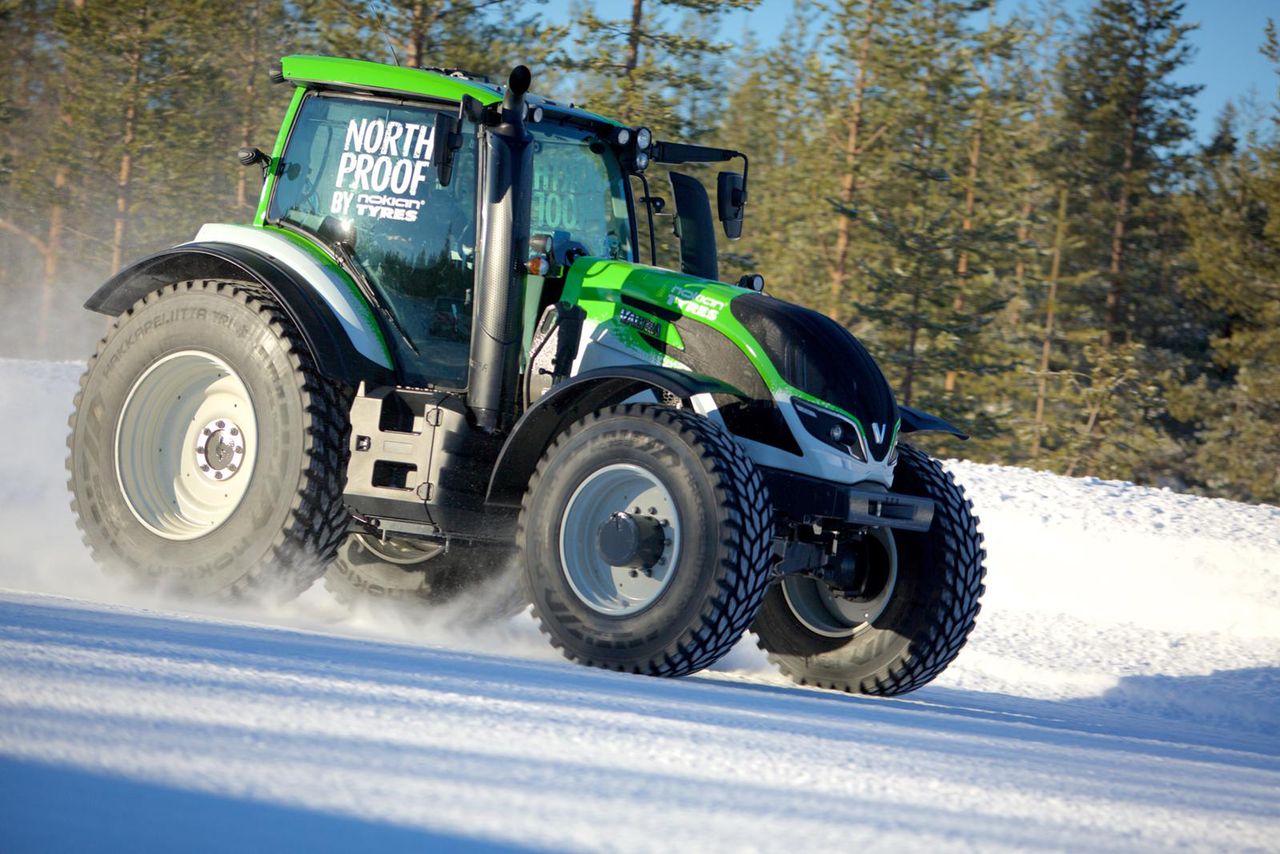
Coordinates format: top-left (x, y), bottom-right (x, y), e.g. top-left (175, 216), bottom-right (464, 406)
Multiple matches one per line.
top-left (485, 366), bottom-right (743, 507)
top-left (85, 225), bottom-right (394, 386)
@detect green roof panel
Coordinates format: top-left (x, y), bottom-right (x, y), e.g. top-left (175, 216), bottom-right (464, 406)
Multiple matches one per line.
top-left (280, 55), bottom-right (504, 106)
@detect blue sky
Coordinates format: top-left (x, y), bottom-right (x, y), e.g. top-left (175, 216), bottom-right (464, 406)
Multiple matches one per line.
top-left (545, 0), bottom-right (1278, 144)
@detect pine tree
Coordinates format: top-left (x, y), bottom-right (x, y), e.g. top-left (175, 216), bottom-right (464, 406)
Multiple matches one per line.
top-left (565, 0), bottom-right (758, 137)
top-left (847, 0), bottom-right (1014, 443)
top-left (52, 1), bottom-right (229, 271)
top-left (1170, 28), bottom-right (1280, 503)
top-left (1041, 0), bottom-right (1202, 481)
top-left (820, 0), bottom-right (894, 320)
top-left (306, 0), bottom-right (563, 79)
top-left (716, 4), bottom-right (831, 301)
top-left (1057, 0), bottom-right (1199, 346)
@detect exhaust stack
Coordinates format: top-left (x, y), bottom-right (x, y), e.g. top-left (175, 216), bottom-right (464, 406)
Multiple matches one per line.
top-left (468, 66), bottom-right (535, 432)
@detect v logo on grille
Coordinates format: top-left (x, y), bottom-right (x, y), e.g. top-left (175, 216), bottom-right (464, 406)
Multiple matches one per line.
top-left (871, 422), bottom-right (887, 444)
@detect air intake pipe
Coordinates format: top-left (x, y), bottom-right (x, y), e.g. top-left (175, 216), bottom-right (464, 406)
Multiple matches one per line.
top-left (469, 66), bottom-right (534, 431)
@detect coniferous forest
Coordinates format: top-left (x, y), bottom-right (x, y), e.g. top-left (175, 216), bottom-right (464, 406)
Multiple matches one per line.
top-left (2, 0), bottom-right (1278, 504)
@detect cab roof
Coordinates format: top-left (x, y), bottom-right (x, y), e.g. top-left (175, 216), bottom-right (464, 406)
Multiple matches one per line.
top-left (279, 55), bottom-right (622, 127)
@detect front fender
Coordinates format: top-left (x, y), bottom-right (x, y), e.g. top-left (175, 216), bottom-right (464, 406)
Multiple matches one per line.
top-left (898, 404), bottom-right (968, 440)
top-left (85, 230), bottom-right (394, 386)
top-left (485, 366), bottom-right (743, 507)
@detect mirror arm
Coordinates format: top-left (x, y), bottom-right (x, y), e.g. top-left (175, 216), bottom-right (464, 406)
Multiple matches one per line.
top-left (738, 151), bottom-right (749, 207)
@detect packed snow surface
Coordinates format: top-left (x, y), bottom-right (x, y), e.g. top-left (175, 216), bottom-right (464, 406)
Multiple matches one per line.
top-left (1, 357), bottom-right (1277, 851)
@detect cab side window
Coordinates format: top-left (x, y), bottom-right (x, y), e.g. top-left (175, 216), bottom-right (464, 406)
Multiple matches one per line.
top-left (270, 94), bottom-right (478, 389)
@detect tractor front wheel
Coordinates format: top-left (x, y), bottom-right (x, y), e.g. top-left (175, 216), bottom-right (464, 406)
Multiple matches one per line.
top-left (751, 444), bottom-right (985, 695)
top-left (519, 405), bottom-right (773, 677)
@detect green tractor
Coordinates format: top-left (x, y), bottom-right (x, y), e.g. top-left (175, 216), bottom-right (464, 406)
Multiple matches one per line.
top-left (67, 58), bottom-right (985, 694)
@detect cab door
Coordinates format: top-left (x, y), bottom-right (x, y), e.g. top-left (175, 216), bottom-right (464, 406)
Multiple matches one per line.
top-left (269, 92), bottom-right (480, 390)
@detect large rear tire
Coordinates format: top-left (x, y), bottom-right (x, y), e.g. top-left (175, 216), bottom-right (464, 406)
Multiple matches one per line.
top-left (66, 280), bottom-right (350, 601)
top-left (324, 534), bottom-right (524, 620)
top-left (752, 443), bottom-right (985, 695)
top-left (519, 404), bottom-right (773, 677)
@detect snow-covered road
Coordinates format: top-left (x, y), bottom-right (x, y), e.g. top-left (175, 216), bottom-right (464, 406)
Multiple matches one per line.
top-left (1, 358), bottom-right (1277, 851)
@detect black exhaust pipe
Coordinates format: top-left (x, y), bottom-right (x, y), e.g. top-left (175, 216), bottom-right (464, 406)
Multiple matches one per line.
top-left (498, 65), bottom-right (532, 137)
top-left (469, 66), bottom-right (534, 431)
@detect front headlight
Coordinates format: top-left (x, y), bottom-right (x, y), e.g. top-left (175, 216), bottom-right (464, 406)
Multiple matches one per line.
top-left (635, 126), bottom-right (652, 150)
top-left (793, 400), bottom-right (866, 462)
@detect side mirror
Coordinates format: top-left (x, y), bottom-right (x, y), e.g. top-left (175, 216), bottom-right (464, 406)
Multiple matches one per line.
top-left (717, 171), bottom-right (745, 240)
top-left (237, 146), bottom-right (270, 180)
top-left (434, 111), bottom-right (464, 187)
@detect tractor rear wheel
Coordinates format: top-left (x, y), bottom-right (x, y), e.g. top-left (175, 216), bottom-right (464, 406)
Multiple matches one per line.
top-left (519, 404), bottom-right (773, 677)
top-left (324, 533), bottom-right (524, 620)
top-left (752, 443), bottom-right (985, 695)
top-left (66, 280), bottom-right (350, 601)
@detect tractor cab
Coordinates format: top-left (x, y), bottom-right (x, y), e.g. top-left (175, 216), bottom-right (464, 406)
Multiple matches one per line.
top-left (259, 57), bottom-right (746, 410)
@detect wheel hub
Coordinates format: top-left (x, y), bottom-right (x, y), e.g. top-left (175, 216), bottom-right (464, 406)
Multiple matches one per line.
top-left (195, 419), bottom-right (245, 480)
top-left (558, 463), bottom-right (681, 615)
top-left (596, 511), bottom-right (666, 569)
top-left (781, 529), bottom-right (899, 638)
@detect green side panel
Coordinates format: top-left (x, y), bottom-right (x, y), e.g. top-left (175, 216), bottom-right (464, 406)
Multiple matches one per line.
top-left (255, 86), bottom-right (307, 226)
top-left (560, 257), bottom-right (875, 441)
top-left (280, 55), bottom-right (503, 106)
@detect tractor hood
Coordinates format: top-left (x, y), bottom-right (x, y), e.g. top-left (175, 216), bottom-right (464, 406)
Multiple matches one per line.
top-left (560, 258), bottom-right (900, 463)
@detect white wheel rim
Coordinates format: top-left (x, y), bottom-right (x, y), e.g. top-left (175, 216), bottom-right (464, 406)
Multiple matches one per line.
top-left (558, 463), bottom-right (681, 616)
top-left (781, 528), bottom-right (898, 638)
top-left (115, 350), bottom-right (258, 541)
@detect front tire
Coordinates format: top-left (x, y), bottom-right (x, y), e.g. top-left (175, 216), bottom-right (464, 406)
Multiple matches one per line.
top-left (519, 404), bottom-right (773, 677)
top-left (752, 444), bottom-right (985, 695)
top-left (67, 280), bottom-right (350, 600)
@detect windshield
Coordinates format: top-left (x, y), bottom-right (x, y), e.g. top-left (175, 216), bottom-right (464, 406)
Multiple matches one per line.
top-left (268, 93), bottom-right (478, 389)
top-left (529, 123), bottom-right (632, 261)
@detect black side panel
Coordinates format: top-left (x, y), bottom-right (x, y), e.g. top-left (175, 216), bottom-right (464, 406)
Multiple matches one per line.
top-left (731, 293), bottom-right (898, 460)
top-left (84, 243), bottom-right (394, 387)
top-left (486, 366), bottom-right (742, 507)
top-left (899, 404), bottom-right (969, 439)
top-left (620, 292), bottom-right (800, 455)
top-left (666, 314), bottom-right (800, 456)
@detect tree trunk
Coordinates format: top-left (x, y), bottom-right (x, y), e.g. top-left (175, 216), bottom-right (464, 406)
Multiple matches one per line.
top-left (944, 6), bottom-right (995, 394)
top-left (625, 0), bottom-right (643, 72)
top-left (38, 167), bottom-right (67, 349)
top-left (943, 124), bottom-right (982, 393)
top-left (406, 0), bottom-right (426, 68)
top-left (827, 1), bottom-right (878, 321)
top-left (902, 283), bottom-right (922, 407)
top-left (111, 47), bottom-right (141, 273)
top-left (1010, 195), bottom-right (1033, 329)
top-left (621, 0), bottom-right (644, 121)
top-left (1104, 104), bottom-right (1138, 348)
top-left (1031, 188), bottom-right (1069, 460)
top-left (900, 3), bottom-right (939, 409)
top-left (237, 0), bottom-right (262, 212)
